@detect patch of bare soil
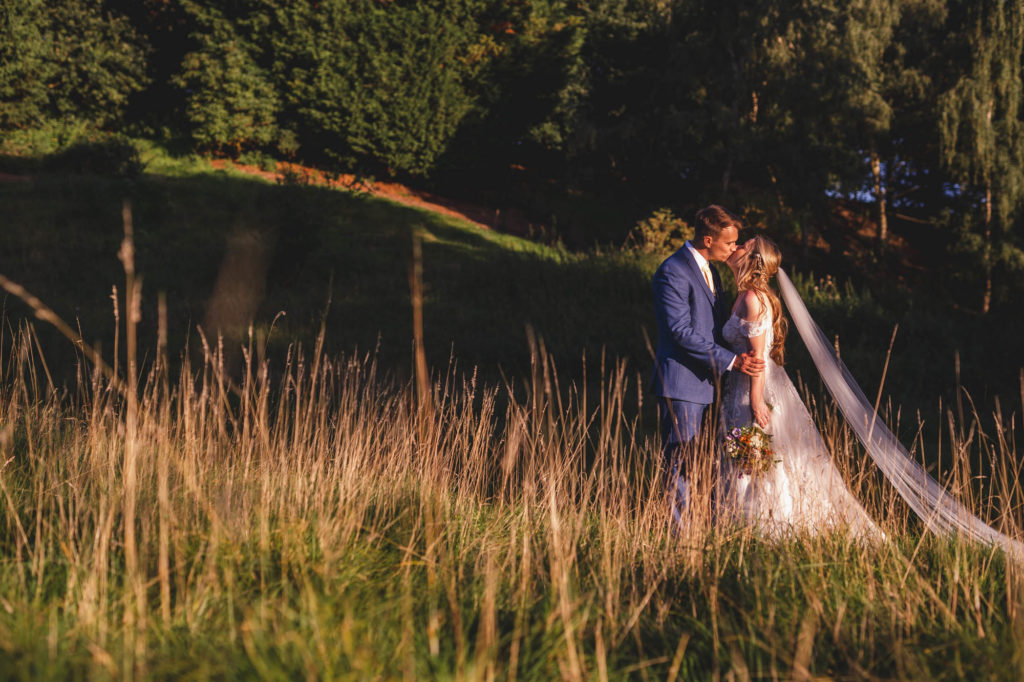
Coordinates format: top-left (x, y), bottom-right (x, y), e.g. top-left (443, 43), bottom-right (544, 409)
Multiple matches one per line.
top-left (210, 159), bottom-right (535, 237)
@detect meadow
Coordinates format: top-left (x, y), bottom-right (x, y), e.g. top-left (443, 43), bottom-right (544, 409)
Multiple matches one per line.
top-left (1, 144), bottom-right (1023, 679)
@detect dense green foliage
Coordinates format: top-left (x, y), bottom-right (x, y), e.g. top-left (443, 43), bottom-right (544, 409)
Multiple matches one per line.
top-left (938, 0), bottom-right (1024, 312)
top-left (0, 0), bottom-right (147, 128)
top-left (172, 2), bottom-right (281, 152)
top-left (3, 0), bottom-right (1024, 310)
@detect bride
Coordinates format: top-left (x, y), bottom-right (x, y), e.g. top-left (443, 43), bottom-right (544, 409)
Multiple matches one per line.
top-left (714, 236), bottom-right (1023, 555)
top-left (717, 236), bottom-right (879, 537)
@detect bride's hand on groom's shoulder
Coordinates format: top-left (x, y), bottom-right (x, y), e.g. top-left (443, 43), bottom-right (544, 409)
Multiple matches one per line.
top-left (735, 351), bottom-right (765, 377)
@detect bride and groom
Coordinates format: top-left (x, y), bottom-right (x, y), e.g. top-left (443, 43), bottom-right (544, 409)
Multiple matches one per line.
top-left (651, 205), bottom-right (897, 538)
top-left (653, 205), bottom-right (1022, 551)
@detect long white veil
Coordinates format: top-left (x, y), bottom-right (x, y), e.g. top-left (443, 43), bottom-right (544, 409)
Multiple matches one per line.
top-left (777, 268), bottom-right (1024, 556)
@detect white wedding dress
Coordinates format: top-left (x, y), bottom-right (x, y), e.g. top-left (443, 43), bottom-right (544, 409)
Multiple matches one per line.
top-left (717, 307), bottom-right (880, 538)
top-left (698, 272), bottom-right (1023, 555)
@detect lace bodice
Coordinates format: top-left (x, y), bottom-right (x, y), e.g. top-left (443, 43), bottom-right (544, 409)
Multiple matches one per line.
top-left (722, 311), bottom-right (772, 359)
top-left (721, 308), bottom-right (776, 433)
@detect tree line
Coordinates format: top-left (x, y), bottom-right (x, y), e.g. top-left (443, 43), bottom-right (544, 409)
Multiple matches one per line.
top-left (3, 0), bottom-right (1024, 311)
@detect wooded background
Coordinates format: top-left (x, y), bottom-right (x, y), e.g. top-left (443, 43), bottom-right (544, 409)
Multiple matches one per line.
top-left (4, 0), bottom-right (1024, 313)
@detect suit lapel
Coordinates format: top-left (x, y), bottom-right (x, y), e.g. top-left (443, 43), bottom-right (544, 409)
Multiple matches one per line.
top-left (682, 248), bottom-right (715, 305)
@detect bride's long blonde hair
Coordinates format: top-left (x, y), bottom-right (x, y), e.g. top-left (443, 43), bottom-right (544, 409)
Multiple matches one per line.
top-left (734, 236), bottom-right (788, 365)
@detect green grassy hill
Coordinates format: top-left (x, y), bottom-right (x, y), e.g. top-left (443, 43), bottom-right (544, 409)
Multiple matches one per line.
top-left (2, 142), bottom-right (1020, 433)
top-left (1, 147), bottom-right (657, 390)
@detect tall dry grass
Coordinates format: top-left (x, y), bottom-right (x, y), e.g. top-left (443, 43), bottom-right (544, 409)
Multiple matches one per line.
top-left (0, 313), bottom-right (1022, 678)
top-left (0, 224), bottom-right (1022, 679)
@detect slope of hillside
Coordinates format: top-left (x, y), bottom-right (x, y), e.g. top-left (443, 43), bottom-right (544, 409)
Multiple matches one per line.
top-left (0, 150), bottom-right (655, 389)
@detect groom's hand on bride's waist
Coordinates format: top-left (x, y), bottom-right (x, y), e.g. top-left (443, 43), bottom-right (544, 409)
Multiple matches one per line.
top-left (734, 351), bottom-right (765, 377)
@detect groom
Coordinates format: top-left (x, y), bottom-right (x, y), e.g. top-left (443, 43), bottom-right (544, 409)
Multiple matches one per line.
top-left (651, 204), bottom-right (764, 514)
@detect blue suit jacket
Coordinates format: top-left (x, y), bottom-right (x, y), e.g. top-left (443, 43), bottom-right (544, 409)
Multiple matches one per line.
top-left (650, 244), bottom-right (736, 404)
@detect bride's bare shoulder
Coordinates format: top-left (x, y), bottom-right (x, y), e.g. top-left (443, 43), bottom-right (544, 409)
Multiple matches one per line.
top-left (733, 289), bottom-right (764, 321)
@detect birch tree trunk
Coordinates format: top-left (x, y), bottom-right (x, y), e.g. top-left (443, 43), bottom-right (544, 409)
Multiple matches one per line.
top-left (870, 149), bottom-right (888, 245)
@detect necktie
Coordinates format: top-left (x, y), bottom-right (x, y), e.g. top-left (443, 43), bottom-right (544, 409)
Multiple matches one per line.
top-left (702, 263), bottom-right (714, 294)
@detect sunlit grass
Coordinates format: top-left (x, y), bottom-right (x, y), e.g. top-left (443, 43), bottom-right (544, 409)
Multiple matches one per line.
top-left (0, 311), bottom-right (1021, 679)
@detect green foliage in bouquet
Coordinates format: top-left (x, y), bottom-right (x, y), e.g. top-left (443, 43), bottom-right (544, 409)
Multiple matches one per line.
top-left (724, 424), bottom-right (778, 474)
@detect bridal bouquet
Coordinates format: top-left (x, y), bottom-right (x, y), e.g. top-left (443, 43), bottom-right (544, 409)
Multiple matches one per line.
top-left (724, 425), bottom-right (777, 474)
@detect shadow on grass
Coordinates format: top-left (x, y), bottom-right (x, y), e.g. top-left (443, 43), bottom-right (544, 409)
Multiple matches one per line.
top-left (2, 157), bottom-right (1022, 439)
top-left (0, 164), bottom-right (656, 392)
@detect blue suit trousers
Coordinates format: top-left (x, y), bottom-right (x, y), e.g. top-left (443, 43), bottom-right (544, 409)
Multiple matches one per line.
top-left (659, 398), bottom-right (708, 478)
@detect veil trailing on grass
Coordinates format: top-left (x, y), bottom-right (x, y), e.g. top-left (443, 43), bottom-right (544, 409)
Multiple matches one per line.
top-left (777, 269), bottom-right (1024, 556)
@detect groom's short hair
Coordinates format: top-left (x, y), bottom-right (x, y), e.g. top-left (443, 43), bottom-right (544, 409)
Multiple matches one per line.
top-left (694, 205), bottom-right (742, 240)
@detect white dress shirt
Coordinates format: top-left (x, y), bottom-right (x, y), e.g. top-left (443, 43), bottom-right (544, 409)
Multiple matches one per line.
top-left (685, 241), bottom-right (736, 372)
top-left (685, 242), bottom-right (714, 293)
